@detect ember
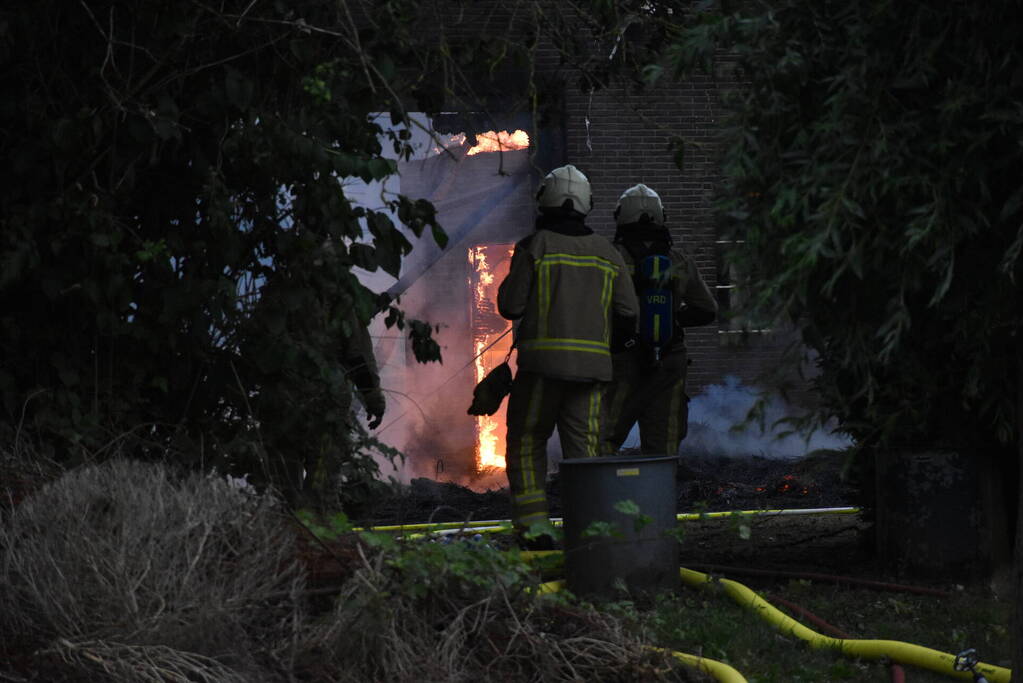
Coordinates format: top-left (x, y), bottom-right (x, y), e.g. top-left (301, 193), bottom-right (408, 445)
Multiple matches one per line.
top-left (776, 474), bottom-right (811, 496)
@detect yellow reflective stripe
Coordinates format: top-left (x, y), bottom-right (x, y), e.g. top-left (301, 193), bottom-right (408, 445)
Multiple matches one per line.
top-left (600, 270), bottom-right (613, 343)
top-left (586, 384), bottom-right (602, 457)
top-left (537, 260), bottom-right (551, 338)
top-left (520, 378), bottom-right (545, 492)
top-left (533, 253), bottom-right (620, 340)
top-left (515, 491), bottom-right (545, 504)
top-left (527, 344), bottom-right (609, 355)
top-left (538, 253), bottom-right (618, 275)
top-left (518, 510), bottom-right (548, 526)
top-left (653, 313), bottom-right (660, 343)
top-left (520, 339), bottom-right (610, 355)
top-left (652, 255), bottom-right (660, 279)
top-left (521, 337), bottom-right (608, 349)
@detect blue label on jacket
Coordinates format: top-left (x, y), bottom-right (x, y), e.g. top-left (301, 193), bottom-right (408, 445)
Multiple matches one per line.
top-left (638, 254), bottom-right (673, 349)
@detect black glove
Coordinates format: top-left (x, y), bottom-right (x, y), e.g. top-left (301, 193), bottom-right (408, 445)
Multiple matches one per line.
top-left (610, 314), bottom-right (638, 353)
top-left (364, 389), bottom-right (385, 429)
top-left (468, 362), bottom-right (513, 416)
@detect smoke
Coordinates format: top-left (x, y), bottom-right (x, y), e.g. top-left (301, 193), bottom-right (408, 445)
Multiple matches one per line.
top-left (354, 114), bottom-right (534, 490)
top-left (369, 303), bottom-right (480, 485)
top-left (620, 375), bottom-right (853, 459)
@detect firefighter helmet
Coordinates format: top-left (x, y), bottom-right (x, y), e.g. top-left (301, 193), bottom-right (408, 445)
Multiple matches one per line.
top-left (614, 183), bottom-right (665, 226)
top-left (536, 164), bottom-right (592, 216)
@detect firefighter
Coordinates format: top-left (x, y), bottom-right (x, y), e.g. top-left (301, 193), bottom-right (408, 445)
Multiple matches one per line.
top-left (603, 183), bottom-right (717, 457)
top-left (498, 164), bottom-right (638, 546)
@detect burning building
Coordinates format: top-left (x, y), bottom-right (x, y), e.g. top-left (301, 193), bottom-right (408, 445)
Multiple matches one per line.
top-left (353, 6), bottom-right (811, 487)
top-left (358, 114), bottom-right (543, 488)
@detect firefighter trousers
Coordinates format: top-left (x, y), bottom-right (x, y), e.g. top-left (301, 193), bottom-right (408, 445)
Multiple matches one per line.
top-left (504, 371), bottom-right (605, 533)
top-left (603, 348), bottom-right (689, 456)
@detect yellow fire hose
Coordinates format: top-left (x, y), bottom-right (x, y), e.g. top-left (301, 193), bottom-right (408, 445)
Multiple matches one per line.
top-left (539, 570), bottom-right (1013, 683)
top-left (678, 567), bottom-right (1009, 683)
top-left (658, 648), bottom-right (749, 683)
top-left (356, 506), bottom-right (860, 534)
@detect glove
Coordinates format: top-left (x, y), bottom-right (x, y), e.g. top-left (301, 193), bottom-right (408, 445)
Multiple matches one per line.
top-left (364, 389), bottom-right (385, 429)
top-left (611, 333), bottom-right (638, 354)
top-left (467, 362), bottom-right (513, 416)
top-left (610, 314), bottom-right (638, 353)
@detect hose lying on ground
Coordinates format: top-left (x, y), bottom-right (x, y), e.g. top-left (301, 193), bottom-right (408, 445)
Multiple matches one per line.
top-left (683, 563), bottom-right (950, 598)
top-left (539, 572), bottom-right (1008, 683)
top-left (654, 647), bottom-right (748, 683)
top-left (356, 506), bottom-right (861, 535)
top-left (765, 592), bottom-right (906, 683)
top-left (679, 568), bottom-right (1010, 683)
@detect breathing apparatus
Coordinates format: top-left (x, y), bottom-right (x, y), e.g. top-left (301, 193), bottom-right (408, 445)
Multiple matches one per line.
top-left (614, 184), bottom-right (673, 365)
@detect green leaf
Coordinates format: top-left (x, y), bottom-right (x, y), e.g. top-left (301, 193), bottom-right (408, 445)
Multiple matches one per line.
top-left (642, 63), bottom-right (664, 86)
top-left (350, 243), bottom-right (377, 271)
top-left (841, 197), bottom-right (865, 220)
top-left (431, 223), bottom-right (448, 249)
top-left (581, 520), bottom-right (622, 539)
top-left (368, 212), bottom-right (411, 278)
top-left (633, 513), bottom-right (653, 533)
top-left (523, 519), bottom-right (560, 541)
top-left (367, 157), bottom-right (396, 181)
top-left (613, 499), bottom-right (641, 516)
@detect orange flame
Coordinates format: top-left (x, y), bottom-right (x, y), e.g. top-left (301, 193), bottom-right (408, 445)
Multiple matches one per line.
top-left (466, 130), bottom-right (530, 156)
top-left (469, 245), bottom-right (516, 471)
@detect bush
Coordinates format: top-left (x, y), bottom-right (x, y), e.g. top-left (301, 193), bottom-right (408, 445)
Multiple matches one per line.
top-left (0, 459), bottom-right (305, 681)
top-left (298, 534), bottom-right (701, 682)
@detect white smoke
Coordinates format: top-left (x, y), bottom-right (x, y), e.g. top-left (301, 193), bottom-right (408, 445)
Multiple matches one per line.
top-left (622, 375), bottom-right (853, 459)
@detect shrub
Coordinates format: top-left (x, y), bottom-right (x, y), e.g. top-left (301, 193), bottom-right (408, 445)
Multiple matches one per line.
top-left (298, 534), bottom-right (701, 682)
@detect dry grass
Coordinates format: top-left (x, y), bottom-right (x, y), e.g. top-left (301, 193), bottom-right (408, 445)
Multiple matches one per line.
top-left (0, 458), bottom-right (304, 681)
top-left (43, 638), bottom-right (251, 683)
top-left (298, 537), bottom-right (705, 682)
top-left (0, 448), bottom-right (705, 682)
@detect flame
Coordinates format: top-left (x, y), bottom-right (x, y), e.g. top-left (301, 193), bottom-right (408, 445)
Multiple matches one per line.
top-left (466, 130), bottom-right (530, 156)
top-left (429, 132), bottom-right (467, 156)
top-left (469, 245), bottom-right (516, 471)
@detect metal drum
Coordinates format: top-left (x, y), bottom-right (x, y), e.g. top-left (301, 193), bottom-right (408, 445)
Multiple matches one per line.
top-left (561, 455), bottom-right (679, 598)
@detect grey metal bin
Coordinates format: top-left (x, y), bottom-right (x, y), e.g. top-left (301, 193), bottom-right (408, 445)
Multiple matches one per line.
top-left (561, 455), bottom-right (679, 598)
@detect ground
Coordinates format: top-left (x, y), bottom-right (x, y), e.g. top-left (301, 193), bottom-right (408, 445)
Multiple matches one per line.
top-left (346, 450), bottom-right (879, 579)
top-left (6, 451), bottom-right (1011, 681)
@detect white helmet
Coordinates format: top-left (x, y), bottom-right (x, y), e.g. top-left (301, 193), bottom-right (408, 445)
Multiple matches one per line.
top-left (536, 164), bottom-right (592, 215)
top-left (614, 183), bottom-right (665, 226)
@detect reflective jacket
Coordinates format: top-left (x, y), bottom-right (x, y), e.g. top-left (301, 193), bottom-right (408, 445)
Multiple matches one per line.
top-left (498, 217), bottom-right (638, 381)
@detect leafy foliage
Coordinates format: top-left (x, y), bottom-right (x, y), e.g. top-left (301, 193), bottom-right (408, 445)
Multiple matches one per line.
top-left (644, 2), bottom-right (1022, 447)
top-left (0, 1), bottom-right (471, 501)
